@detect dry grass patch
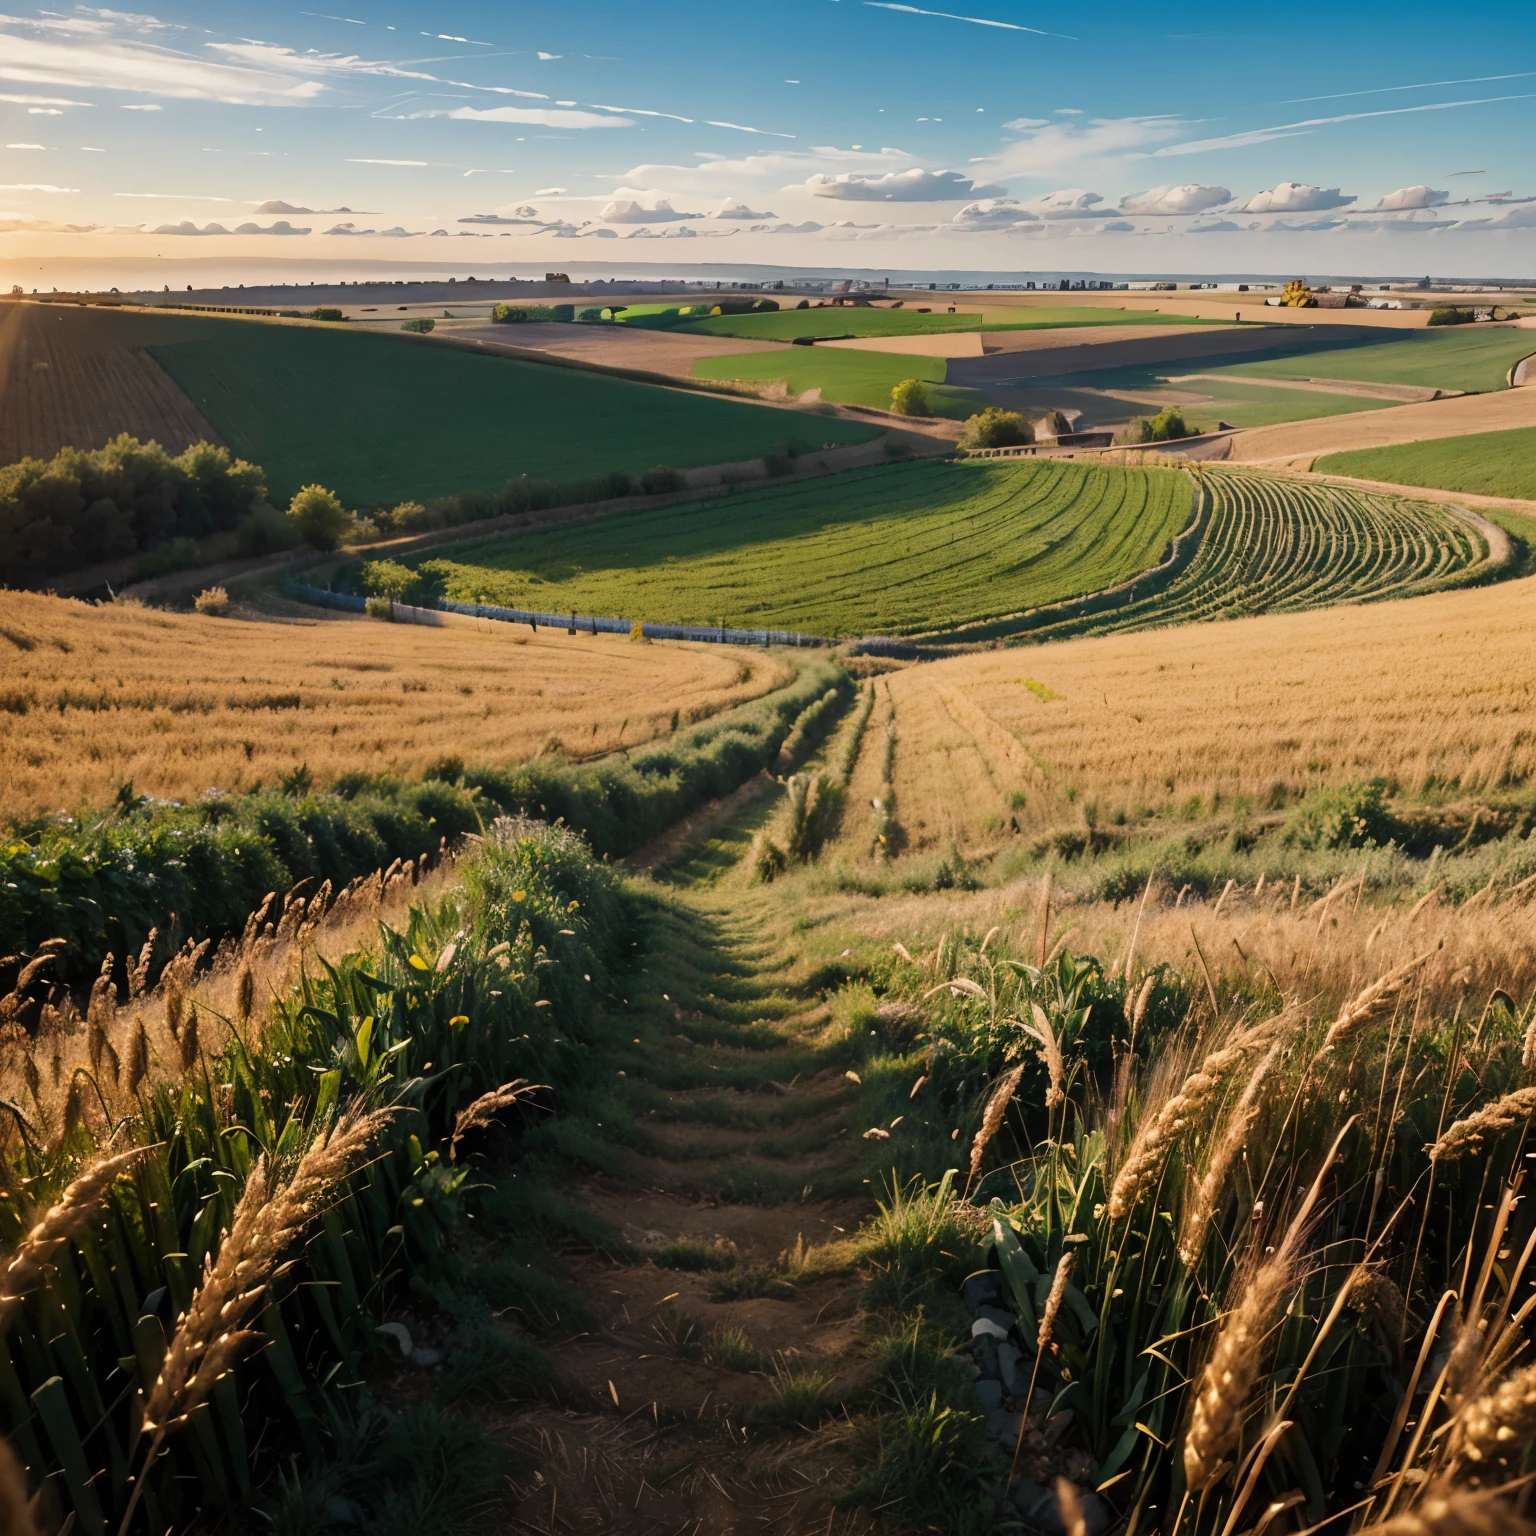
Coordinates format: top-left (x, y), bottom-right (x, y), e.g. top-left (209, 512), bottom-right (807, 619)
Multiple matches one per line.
top-left (0, 589), bottom-right (781, 819)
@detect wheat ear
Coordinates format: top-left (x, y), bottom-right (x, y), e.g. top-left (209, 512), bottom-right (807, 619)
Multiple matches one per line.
top-left (1371, 1487), bottom-right (1536, 1535)
top-left (1430, 1087), bottom-right (1536, 1162)
top-left (1319, 949), bottom-right (1434, 1054)
top-left (1054, 1478), bottom-right (1088, 1536)
top-left (1109, 1014), bottom-right (1284, 1221)
top-left (0, 1146), bottom-right (148, 1327)
top-left (1177, 1043), bottom-right (1278, 1268)
top-left (1450, 1359), bottom-right (1536, 1472)
top-left (450, 1080), bottom-right (543, 1160)
top-left (143, 1105), bottom-right (391, 1435)
top-left (1024, 1004), bottom-right (1065, 1111)
top-left (968, 1062), bottom-right (1025, 1185)
top-left (1009, 1252), bottom-right (1076, 1495)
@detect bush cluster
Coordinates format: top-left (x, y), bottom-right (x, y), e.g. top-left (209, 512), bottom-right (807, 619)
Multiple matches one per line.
top-left (0, 434), bottom-right (267, 586)
top-left (1120, 406), bottom-right (1192, 445)
top-left (961, 407), bottom-right (1032, 449)
top-left (1427, 306), bottom-right (1475, 326)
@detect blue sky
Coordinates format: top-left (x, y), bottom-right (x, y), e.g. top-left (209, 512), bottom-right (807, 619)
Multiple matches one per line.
top-left (1, 1), bottom-right (1533, 276)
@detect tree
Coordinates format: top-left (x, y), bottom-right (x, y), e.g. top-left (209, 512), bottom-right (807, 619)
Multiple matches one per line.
top-left (890, 378), bottom-right (931, 416)
top-left (961, 407), bottom-right (1033, 449)
top-left (357, 558), bottom-right (417, 602)
top-left (286, 484), bottom-right (350, 550)
top-left (1281, 279), bottom-right (1316, 308)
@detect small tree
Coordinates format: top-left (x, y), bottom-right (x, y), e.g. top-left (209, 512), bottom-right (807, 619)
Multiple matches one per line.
top-left (400, 317), bottom-right (434, 333)
top-left (962, 407), bottom-right (1032, 450)
top-left (286, 484), bottom-right (350, 550)
top-left (890, 378), bottom-right (930, 416)
top-left (357, 558), bottom-right (417, 602)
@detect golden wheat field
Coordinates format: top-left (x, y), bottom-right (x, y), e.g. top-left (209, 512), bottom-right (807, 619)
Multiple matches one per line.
top-left (0, 590), bottom-right (781, 818)
top-left (834, 574), bottom-right (1536, 857)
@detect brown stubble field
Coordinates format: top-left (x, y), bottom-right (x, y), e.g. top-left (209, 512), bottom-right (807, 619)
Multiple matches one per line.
top-left (0, 589), bottom-right (782, 819)
top-left (0, 300), bottom-right (222, 462)
top-left (828, 571), bottom-right (1536, 859)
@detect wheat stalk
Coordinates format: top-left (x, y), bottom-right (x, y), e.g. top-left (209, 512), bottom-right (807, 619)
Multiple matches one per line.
top-left (1037, 1251), bottom-right (1074, 1354)
top-left (1430, 1087), bottom-right (1536, 1162)
top-left (0, 1145), bottom-right (148, 1328)
top-left (1319, 949), bottom-right (1434, 1054)
top-left (449, 1080), bottom-right (544, 1160)
top-left (142, 1105), bottom-right (391, 1436)
top-left (968, 1062), bottom-right (1025, 1185)
top-left (1109, 1014), bottom-right (1285, 1221)
top-left (1024, 1003), bottom-right (1065, 1110)
top-left (1177, 1042), bottom-right (1279, 1267)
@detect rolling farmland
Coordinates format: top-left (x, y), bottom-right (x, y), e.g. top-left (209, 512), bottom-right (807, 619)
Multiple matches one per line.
top-left (0, 588), bottom-right (778, 818)
top-left (1315, 424), bottom-right (1536, 500)
top-left (828, 546), bottom-right (1535, 859)
top-left (0, 304), bottom-right (879, 502)
top-left (965, 468), bottom-right (1495, 644)
top-left (670, 305), bottom-right (1229, 342)
top-left (408, 459), bottom-right (1193, 637)
top-left (689, 346), bottom-right (969, 413)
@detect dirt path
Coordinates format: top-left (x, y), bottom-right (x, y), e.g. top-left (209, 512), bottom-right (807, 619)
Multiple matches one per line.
top-left (429, 889), bottom-right (883, 1536)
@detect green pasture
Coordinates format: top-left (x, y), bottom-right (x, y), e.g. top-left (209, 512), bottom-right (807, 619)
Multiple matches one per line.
top-left (33, 306), bottom-right (879, 505)
top-left (1315, 425), bottom-right (1536, 501)
top-left (689, 347), bottom-right (977, 417)
top-left (671, 305), bottom-right (1233, 342)
top-left (1167, 378), bottom-right (1391, 431)
top-left (1213, 326), bottom-right (1536, 395)
top-left (406, 458), bottom-right (1193, 637)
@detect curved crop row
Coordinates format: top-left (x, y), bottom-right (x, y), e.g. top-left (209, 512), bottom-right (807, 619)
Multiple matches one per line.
top-left (1002, 468), bottom-right (1488, 644)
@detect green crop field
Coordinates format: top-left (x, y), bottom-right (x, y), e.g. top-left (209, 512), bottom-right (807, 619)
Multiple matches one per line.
top-left (967, 469), bottom-right (1490, 643)
top-left (1315, 425), bottom-right (1536, 501)
top-left (1165, 378), bottom-right (1391, 430)
top-left (407, 458), bottom-right (1193, 637)
top-left (669, 306), bottom-right (1231, 342)
top-left (1212, 326), bottom-right (1536, 395)
top-left (18, 306), bottom-right (879, 505)
top-left (689, 347), bottom-right (979, 417)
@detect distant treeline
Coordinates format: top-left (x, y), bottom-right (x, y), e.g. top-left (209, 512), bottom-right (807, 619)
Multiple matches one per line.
top-left (0, 434), bottom-right (268, 586)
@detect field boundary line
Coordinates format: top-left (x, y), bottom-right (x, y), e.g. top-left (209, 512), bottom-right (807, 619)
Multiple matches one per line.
top-left (285, 582), bottom-right (836, 649)
top-left (937, 686), bottom-right (1055, 805)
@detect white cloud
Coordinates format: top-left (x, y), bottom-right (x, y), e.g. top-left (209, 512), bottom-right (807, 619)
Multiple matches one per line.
top-left (950, 197), bottom-right (1036, 227)
top-left (580, 225), bottom-right (618, 237)
top-left (1262, 214), bottom-right (1350, 232)
top-left (0, 181), bottom-right (77, 192)
top-left (806, 166), bottom-right (1002, 201)
top-left (601, 196), bottom-right (700, 223)
top-left (408, 105), bottom-right (631, 130)
top-left (6, 142), bottom-right (45, 149)
top-left (977, 115), bottom-right (1189, 181)
top-left (1003, 117), bottom-right (1049, 130)
top-left (231, 219), bottom-right (309, 234)
top-left (0, 92), bottom-right (92, 105)
top-left (346, 158), bottom-right (427, 166)
top-left (28, 107), bottom-right (62, 115)
top-left (753, 219), bottom-right (822, 233)
top-left (535, 186), bottom-right (566, 195)
top-left (1187, 218), bottom-right (1247, 233)
top-left (713, 198), bottom-right (776, 218)
top-left (121, 102), bottom-right (161, 110)
top-left (1376, 185), bottom-right (1448, 210)
top-left (458, 208), bottom-right (545, 226)
top-left (151, 220), bottom-right (230, 235)
top-left (0, 216), bottom-right (98, 232)
top-left (1119, 183), bottom-right (1230, 215)
top-left (1097, 218), bottom-right (1135, 232)
top-left (1245, 182), bottom-right (1355, 213)
top-left (1018, 187), bottom-right (1103, 218)
top-left (1155, 93), bottom-right (1536, 157)
top-left (863, 3), bottom-right (1073, 38)
top-left (1460, 203), bottom-right (1536, 229)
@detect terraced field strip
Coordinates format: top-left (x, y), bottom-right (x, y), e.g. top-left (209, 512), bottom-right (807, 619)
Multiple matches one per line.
top-left (418, 458), bottom-right (1192, 639)
top-left (981, 469), bottom-right (1493, 644)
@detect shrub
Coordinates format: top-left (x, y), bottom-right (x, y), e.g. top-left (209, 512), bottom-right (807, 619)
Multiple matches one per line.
top-left (577, 307), bottom-right (607, 322)
top-left (287, 483), bottom-right (351, 550)
top-left (193, 585), bottom-right (230, 615)
top-left (890, 378), bottom-right (930, 416)
top-left (1428, 306), bottom-right (1473, 326)
top-left (550, 303), bottom-right (575, 322)
top-left (131, 537), bottom-right (200, 579)
top-left (491, 303), bottom-right (555, 324)
top-left (357, 557), bottom-right (419, 602)
top-left (961, 407), bottom-right (1032, 449)
top-left (401, 317), bottom-right (435, 333)
top-left (365, 594), bottom-right (394, 620)
top-left (1120, 406), bottom-right (1191, 445)
top-left (795, 299), bottom-right (809, 310)
top-left (235, 503), bottom-right (299, 556)
top-left (640, 465), bottom-right (688, 495)
top-left (309, 307), bottom-right (345, 321)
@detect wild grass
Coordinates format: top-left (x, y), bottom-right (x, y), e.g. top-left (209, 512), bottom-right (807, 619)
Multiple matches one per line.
top-left (0, 587), bottom-right (776, 819)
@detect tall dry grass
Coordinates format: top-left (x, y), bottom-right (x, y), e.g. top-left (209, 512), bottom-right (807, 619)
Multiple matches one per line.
top-left (857, 573), bottom-right (1536, 849)
top-left (0, 588), bottom-right (779, 819)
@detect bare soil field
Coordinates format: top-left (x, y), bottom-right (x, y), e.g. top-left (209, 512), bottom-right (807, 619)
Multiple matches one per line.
top-left (827, 570), bottom-right (1536, 858)
top-left (0, 301), bottom-right (221, 464)
top-left (453, 320), bottom-right (778, 377)
top-left (0, 588), bottom-right (781, 820)
top-left (1229, 381), bottom-right (1536, 463)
